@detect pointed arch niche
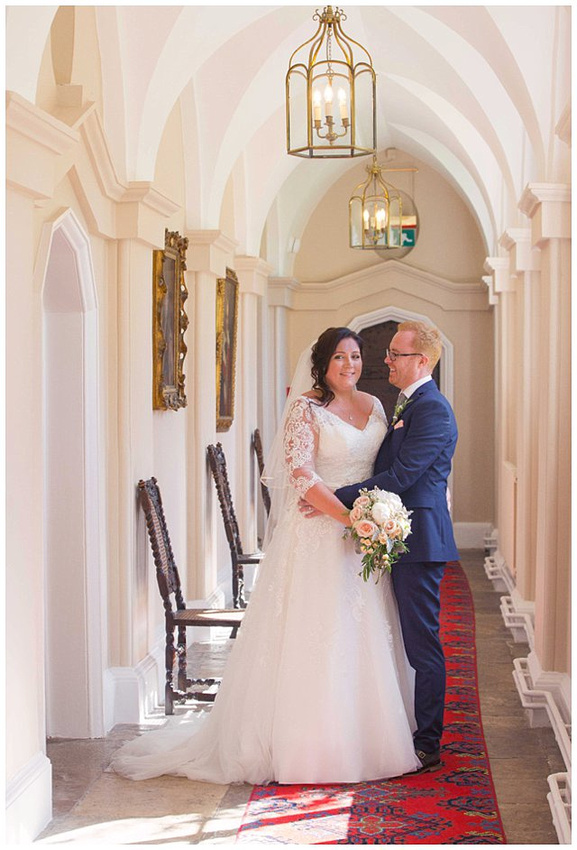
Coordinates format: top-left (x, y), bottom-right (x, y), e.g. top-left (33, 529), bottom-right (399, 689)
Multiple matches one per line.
top-left (349, 306), bottom-right (454, 405)
top-left (40, 209), bottom-right (106, 738)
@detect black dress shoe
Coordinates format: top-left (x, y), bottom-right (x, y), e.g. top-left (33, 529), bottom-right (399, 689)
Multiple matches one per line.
top-left (412, 749), bottom-right (442, 774)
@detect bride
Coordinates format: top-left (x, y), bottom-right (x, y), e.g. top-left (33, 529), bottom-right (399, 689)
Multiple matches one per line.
top-left (112, 327), bottom-right (421, 784)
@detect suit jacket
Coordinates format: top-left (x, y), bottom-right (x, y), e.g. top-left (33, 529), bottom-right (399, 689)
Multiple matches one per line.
top-left (335, 381), bottom-right (459, 564)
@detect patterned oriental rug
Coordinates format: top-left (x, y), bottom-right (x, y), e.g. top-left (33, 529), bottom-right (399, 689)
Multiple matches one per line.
top-left (236, 562), bottom-right (506, 844)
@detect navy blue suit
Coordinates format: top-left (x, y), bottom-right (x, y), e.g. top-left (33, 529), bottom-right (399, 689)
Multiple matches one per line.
top-left (336, 380), bottom-right (459, 753)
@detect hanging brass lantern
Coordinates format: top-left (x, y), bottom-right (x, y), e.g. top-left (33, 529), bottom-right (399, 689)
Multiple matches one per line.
top-left (349, 157), bottom-right (419, 251)
top-left (286, 6), bottom-right (376, 158)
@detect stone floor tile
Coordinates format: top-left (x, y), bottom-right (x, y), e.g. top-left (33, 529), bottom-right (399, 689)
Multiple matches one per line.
top-left (483, 724), bottom-right (547, 758)
top-left (498, 803), bottom-right (558, 845)
top-left (490, 758), bottom-right (557, 803)
top-left (477, 694), bottom-right (527, 718)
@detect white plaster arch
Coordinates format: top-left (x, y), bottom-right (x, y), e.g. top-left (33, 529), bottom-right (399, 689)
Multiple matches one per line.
top-left (5, 6), bottom-right (57, 102)
top-left (391, 125), bottom-right (495, 251)
top-left (9, 6), bottom-right (566, 279)
top-left (383, 5), bottom-right (545, 174)
top-left (385, 75), bottom-right (515, 211)
top-left (202, 7), bottom-right (338, 233)
top-left (349, 306), bottom-right (454, 407)
top-left (85, 6), bottom-right (565, 269)
top-left (121, 5), bottom-right (286, 181)
top-left (38, 208), bottom-right (106, 739)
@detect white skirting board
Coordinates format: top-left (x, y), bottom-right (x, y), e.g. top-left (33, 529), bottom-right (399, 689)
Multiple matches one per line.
top-left (104, 585), bottom-right (231, 726)
top-left (5, 751), bottom-right (52, 843)
top-left (512, 660), bottom-right (572, 845)
top-left (483, 552), bottom-right (514, 594)
top-left (104, 653), bottom-right (160, 728)
top-left (499, 595), bottom-right (535, 648)
top-left (484, 543), bottom-right (572, 846)
top-left (547, 773), bottom-right (572, 845)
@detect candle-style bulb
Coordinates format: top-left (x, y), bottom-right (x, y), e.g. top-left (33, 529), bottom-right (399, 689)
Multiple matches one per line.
top-left (312, 89), bottom-right (322, 122)
top-left (338, 87), bottom-right (348, 121)
top-left (324, 83), bottom-right (334, 119)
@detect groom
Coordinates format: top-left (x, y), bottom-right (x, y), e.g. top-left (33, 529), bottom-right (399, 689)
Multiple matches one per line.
top-left (305, 320), bottom-right (458, 773)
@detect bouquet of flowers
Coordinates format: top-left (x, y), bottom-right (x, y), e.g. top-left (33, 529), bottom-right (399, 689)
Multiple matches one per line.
top-left (343, 487), bottom-right (412, 582)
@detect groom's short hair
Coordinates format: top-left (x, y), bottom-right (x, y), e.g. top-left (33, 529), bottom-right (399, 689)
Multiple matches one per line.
top-left (397, 321), bottom-right (442, 369)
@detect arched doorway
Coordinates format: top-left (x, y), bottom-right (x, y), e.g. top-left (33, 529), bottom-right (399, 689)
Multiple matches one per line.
top-left (355, 320), bottom-right (441, 422)
top-left (350, 306), bottom-right (454, 420)
top-left (41, 210), bottom-right (106, 738)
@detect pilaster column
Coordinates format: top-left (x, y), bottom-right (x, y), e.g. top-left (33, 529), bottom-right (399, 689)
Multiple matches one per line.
top-left (484, 256), bottom-right (516, 575)
top-left (268, 278), bottom-right (298, 428)
top-left (186, 231), bottom-right (237, 600)
top-left (519, 184), bottom-right (571, 675)
top-left (235, 256), bottom-right (271, 551)
top-left (5, 92), bottom-right (79, 799)
top-left (115, 236), bottom-right (159, 665)
top-left (499, 229), bottom-right (541, 608)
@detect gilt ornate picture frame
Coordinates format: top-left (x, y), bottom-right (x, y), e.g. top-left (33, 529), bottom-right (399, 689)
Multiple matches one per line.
top-left (152, 229), bottom-right (189, 410)
top-left (215, 268), bottom-right (239, 432)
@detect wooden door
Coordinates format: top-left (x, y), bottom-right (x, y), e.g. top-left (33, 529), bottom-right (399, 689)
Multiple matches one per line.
top-left (357, 320), bottom-right (440, 422)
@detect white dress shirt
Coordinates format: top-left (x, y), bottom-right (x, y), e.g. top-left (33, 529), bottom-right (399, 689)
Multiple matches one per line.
top-left (402, 375), bottom-right (433, 399)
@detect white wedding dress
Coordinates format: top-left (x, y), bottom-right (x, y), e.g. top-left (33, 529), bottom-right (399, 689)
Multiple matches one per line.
top-left (111, 396), bottom-right (421, 784)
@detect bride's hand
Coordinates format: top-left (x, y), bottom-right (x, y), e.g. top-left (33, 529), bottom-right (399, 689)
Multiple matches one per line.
top-left (298, 498), bottom-right (323, 519)
top-left (299, 498), bottom-right (352, 526)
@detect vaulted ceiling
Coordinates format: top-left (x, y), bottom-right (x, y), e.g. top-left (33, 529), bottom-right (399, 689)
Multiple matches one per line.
top-left (7, 5), bottom-right (571, 262)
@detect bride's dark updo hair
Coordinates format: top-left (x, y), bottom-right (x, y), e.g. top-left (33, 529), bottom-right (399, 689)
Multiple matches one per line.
top-left (310, 327), bottom-right (364, 406)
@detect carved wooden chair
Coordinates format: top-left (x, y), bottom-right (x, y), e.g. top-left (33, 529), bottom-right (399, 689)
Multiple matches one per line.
top-left (138, 477), bottom-right (244, 715)
top-left (207, 442), bottom-right (265, 608)
top-left (252, 428), bottom-right (271, 517)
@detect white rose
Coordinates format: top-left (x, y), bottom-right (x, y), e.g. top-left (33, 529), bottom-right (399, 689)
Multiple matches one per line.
top-left (371, 501), bottom-right (393, 525)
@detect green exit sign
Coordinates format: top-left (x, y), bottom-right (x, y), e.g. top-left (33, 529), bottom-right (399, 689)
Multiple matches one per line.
top-left (402, 228), bottom-right (416, 246)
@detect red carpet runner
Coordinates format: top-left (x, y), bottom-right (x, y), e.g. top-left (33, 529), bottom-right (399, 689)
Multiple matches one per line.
top-left (236, 562), bottom-right (506, 844)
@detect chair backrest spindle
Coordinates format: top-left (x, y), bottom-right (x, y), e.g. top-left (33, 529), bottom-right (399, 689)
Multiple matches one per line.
top-left (138, 477), bottom-right (186, 612)
top-left (207, 443), bottom-right (243, 556)
top-left (252, 428), bottom-right (271, 516)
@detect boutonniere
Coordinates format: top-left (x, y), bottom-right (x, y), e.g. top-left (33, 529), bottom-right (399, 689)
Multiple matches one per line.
top-left (391, 397), bottom-right (413, 426)
top-left (394, 420), bottom-right (405, 430)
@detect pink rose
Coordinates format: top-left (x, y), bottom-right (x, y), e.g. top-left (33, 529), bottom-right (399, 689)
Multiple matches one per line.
top-left (384, 519), bottom-right (402, 539)
top-left (353, 519), bottom-right (378, 539)
top-left (353, 494), bottom-right (371, 508)
top-left (350, 505), bottom-right (364, 522)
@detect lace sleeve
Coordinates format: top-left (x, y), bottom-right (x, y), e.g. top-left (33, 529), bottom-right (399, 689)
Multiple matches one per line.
top-left (283, 397), bottom-right (323, 496)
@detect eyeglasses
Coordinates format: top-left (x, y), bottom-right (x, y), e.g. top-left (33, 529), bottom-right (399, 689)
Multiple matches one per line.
top-left (386, 349), bottom-right (422, 362)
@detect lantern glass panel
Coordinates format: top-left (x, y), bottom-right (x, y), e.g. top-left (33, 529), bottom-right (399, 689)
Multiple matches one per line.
top-left (349, 196), bottom-right (365, 248)
top-left (351, 67), bottom-right (376, 154)
top-left (388, 195), bottom-right (402, 247)
top-left (286, 66), bottom-right (310, 156)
